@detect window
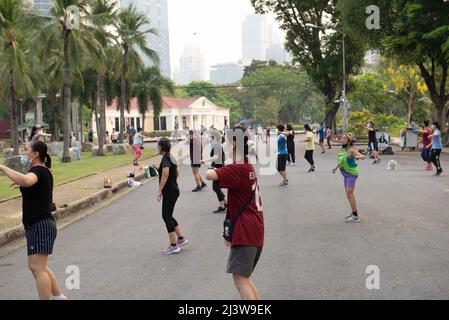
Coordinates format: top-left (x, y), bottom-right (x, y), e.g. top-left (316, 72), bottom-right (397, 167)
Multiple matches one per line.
top-left (136, 118), bottom-right (141, 130)
top-left (131, 118), bottom-right (135, 129)
top-left (154, 116), bottom-right (167, 131)
top-left (115, 118), bottom-right (119, 131)
top-left (160, 117), bottom-right (167, 131)
top-left (182, 116), bottom-right (187, 130)
top-left (224, 117), bottom-right (228, 128)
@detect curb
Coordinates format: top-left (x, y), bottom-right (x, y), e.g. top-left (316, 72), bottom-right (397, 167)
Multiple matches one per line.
top-left (0, 154), bottom-right (157, 205)
top-left (0, 170), bottom-right (155, 248)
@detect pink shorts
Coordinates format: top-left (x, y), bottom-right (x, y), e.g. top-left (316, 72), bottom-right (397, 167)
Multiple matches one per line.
top-left (133, 144), bottom-right (142, 159)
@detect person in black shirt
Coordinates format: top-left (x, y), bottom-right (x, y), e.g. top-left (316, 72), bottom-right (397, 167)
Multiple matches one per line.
top-left (366, 121), bottom-right (382, 165)
top-left (157, 138), bottom-right (189, 255)
top-left (286, 124), bottom-right (296, 166)
top-left (0, 141), bottom-right (67, 300)
top-left (202, 132), bottom-right (227, 213)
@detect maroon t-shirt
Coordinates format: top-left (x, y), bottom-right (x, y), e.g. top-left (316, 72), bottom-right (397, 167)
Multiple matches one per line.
top-left (216, 164), bottom-right (264, 248)
top-left (423, 128), bottom-right (431, 147)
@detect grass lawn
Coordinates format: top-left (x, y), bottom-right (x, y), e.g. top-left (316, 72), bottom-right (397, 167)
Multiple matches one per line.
top-left (0, 148), bottom-right (156, 201)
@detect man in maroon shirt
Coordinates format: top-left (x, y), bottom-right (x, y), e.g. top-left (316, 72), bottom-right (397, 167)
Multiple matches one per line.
top-left (206, 126), bottom-right (264, 300)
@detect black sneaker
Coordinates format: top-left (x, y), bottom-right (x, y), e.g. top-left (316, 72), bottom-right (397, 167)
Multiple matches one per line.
top-left (192, 186), bottom-right (203, 192)
top-left (201, 182), bottom-right (208, 189)
top-left (133, 160), bottom-right (138, 166)
top-left (213, 206), bottom-right (227, 213)
top-left (436, 170), bottom-right (443, 176)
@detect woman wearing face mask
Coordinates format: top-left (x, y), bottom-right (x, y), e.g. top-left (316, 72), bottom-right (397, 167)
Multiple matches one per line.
top-left (0, 141), bottom-right (67, 300)
top-left (157, 138), bottom-right (189, 255)
top-left (427, 122), bottom-right (443, 176)
top-left (332, 133), bottom-right (366, 223)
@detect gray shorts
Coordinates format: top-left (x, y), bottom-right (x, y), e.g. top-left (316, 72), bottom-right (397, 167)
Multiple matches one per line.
top-left (226, 246), bottom-right (262, 277)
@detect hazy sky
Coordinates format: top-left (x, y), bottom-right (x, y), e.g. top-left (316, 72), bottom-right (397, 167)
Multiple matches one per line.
top-left (167, 0), bottom-right (281, 73)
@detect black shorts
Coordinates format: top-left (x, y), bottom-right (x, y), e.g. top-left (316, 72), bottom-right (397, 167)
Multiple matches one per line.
top-left (226, 246), bottom-right (263, 277)
top-left (369, 141), bottom-right (379, 151)
top-left (191, 163), bottom-right (201, 168)
top-left (25, 219), bottom-right (57, 256)
top-left (277, 154), bottom-right (288, 172)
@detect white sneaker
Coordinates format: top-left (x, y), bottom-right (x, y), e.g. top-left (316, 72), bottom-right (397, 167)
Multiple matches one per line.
top-left (163, 244), bottom-right (181, 255)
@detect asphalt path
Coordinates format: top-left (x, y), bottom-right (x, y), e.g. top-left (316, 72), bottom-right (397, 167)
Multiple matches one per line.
top-left (1, 139), bottom-right (448, 300)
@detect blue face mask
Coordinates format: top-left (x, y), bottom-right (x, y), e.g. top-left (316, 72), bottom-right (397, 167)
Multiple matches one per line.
top-left (20, 155), bottom-right (30, 166)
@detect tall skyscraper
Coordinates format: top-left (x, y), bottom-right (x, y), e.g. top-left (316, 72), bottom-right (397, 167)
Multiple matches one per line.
top-left (177, 45), bottom-right (207, 85)
top-left (242, 14), bottom-right (268, 64)
top-left (32, 0), bottom-right (52, 16)
top-left (121, 0), bottom-right (171, 79)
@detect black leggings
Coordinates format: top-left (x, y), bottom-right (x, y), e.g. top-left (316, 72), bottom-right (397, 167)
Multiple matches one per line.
top-left (213, 180), bottom-right (226, 202)
top-left (431, 149), bottom-right (442, 171)
top-left (287, 141), bottom-right (295, 163)
top-left (327, 137), bottom-right (332, 149)
top-left (162, 191), bottom-right (179, 233)
top-left (305, 150), bottom-right (314, 166)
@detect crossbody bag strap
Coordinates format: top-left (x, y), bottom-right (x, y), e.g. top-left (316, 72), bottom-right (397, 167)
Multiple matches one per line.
top-left (226, 189), bottom-right (256, 222)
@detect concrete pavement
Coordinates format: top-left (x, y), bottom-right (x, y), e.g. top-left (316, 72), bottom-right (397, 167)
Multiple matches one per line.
top-left (0, 140), bottom-right (448, 300)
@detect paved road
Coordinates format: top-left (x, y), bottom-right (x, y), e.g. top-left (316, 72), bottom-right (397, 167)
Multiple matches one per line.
top-left (1, 140), bottom-right (449, 300)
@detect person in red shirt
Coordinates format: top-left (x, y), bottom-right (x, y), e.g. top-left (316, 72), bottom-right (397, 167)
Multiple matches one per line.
top-left (206, 126), bottom-right (264, 300)
top-left (418, 120), bottom-right (433, 171)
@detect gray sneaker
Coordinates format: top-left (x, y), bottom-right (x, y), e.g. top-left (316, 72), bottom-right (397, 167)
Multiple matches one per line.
top-left (163, 244), bottom-right (181, 255)
top-left (345, 215), bottom-right (361, 223)
top-left (177, 238), bottom-right (190, 248)
top-left (279, 181), bottom-right (289, 187)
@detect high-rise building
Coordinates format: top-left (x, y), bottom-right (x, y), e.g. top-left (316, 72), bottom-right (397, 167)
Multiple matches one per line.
top-left (242, 14), bottom-right (269, 64)
top-left (32, 0), bottom-right (52, 16)
top-left (177, 45), bottom-right (207, 85)
top-left (210, 63), bottom-right (244, 85)
top-left (121, 0), bottom-right (171, 79)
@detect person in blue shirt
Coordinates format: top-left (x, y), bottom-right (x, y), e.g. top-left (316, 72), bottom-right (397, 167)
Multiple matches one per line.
top-left (318, 123), bottom-right (326, 154)
top-left (277, 124), bottom-right (290, 187)
top-left (427, 122), bottom-right (443, 176)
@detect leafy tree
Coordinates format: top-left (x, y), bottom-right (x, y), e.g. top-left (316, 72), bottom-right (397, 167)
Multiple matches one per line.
top-left (339, 0), bottom-right (449, 142)
top-left (251, 0), bottom-right (366, 129)
top-left (131, 66), bottom-right (174, 132)
top-left (0, 0), bottom-right (41, 154)
top-left (116, 4), bottom-right (159, 143)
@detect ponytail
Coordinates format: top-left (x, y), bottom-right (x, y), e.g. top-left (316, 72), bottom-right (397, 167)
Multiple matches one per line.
top-left (44, 152), bottom-right (52, 169)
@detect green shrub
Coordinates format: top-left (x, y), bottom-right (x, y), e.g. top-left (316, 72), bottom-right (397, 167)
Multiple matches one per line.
top-left (349, 109), bottom-right (407, 137)
top-left (145, 131), bottom-right (173, 138)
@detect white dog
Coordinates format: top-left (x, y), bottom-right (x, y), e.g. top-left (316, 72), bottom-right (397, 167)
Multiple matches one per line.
top-left (387, 160), bottom-right (398, 171)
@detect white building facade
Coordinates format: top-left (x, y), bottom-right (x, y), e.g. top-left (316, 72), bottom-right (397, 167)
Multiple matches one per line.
top-left (93, 96), bottom-right (229, 134)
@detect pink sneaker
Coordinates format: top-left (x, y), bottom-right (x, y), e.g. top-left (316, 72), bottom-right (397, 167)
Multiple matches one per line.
top-left (425, 164), bottom-right (433, 171)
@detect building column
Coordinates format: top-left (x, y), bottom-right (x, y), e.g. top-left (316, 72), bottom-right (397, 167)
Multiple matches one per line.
top-left (190, 114), bottom-right (194, 130)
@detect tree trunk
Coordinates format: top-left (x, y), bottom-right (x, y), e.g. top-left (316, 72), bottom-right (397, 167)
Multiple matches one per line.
top-left (9, 70), bottom-right (19, 155)
top-left (324, 101), bottom-right (340, 133)
top-left (97, 73), bottom-right (106, 156)
top-left (141, 113), bottom-right (146, 133)
top-left (119, 53), bottom-right (127, 144)
top-left (406, 91), bottom-right (414, 125)
top-left (62, 33), bottom-right (72, 163)
top-left (79, 103), bottom-right (84, 143)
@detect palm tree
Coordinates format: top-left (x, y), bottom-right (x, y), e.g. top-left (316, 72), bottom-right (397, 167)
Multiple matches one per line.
top-left (0, 0), bottom-right (41, 155)
top-left (116, 4), bottom-right (159, 143)
top-left (37, 0), bottom-right (104, 162)
top-left (132, 66), bottom-right (174, 132)
top-left (91, 0), bottom-right (118, 155)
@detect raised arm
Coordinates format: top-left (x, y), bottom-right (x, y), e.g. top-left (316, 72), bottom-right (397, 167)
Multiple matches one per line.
top-left (0, 165), bottom-right (38, 188)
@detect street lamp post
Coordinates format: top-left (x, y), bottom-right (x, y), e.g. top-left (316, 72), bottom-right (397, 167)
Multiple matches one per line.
top-left (305, 23), bottom-right (348, 133)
